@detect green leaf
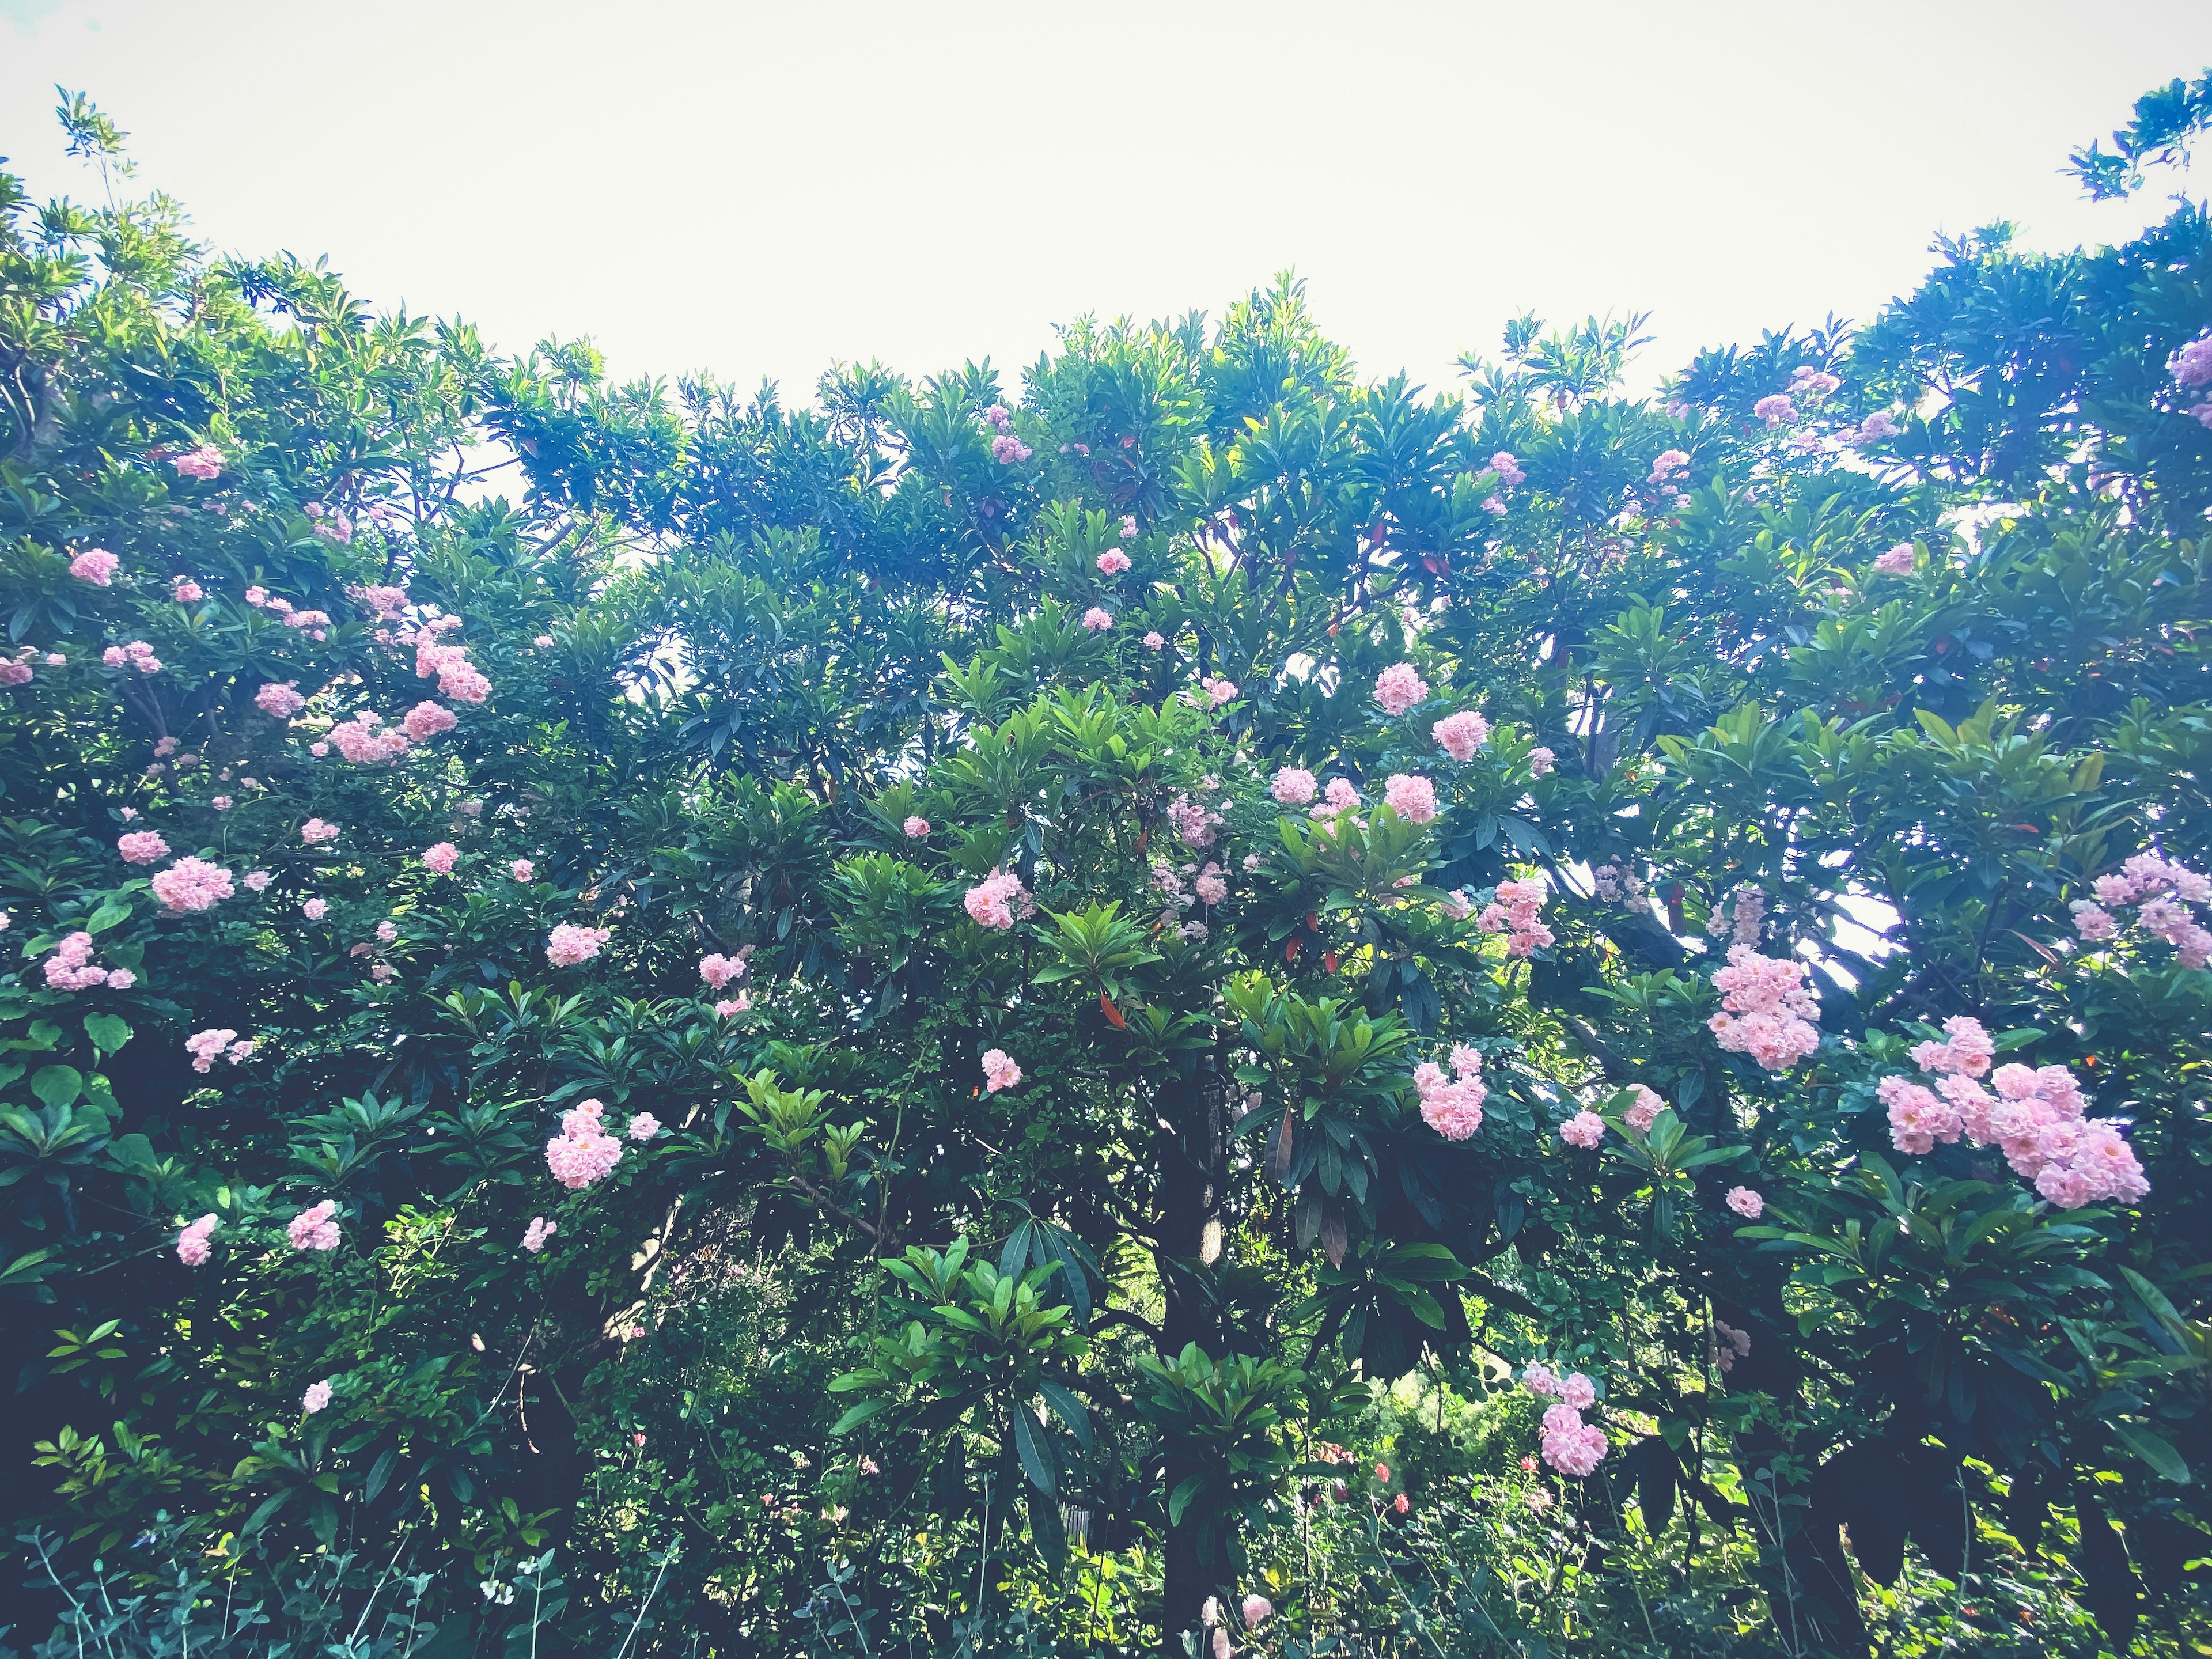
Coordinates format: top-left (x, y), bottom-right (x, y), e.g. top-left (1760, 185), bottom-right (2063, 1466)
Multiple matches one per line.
top-left (85, 900), bottom-right (132, 935)
top-left (1010, 1402), bottom-right (1053, 1494)
top-left (830, 1398), bottom-right (891, 1436)
top-left (1168, 1472), bottom-right (1209, 1525)
top-left (29, 1066), bottom-right (83, 1109)
top-left (1037, 1380), bottom-right (1091, 1450)
top-left (83, 1014), bottom-right (130, 1055)
top-left (2112, 1422), bottom-right (2190, 1484)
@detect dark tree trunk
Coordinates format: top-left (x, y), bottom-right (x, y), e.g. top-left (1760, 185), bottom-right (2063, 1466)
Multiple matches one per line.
top-left (1154, 1053), bottom-right (1228, 1655)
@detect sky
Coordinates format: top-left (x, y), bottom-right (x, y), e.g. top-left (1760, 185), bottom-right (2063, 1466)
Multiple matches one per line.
top-left (1, 1), bottom-right (2205, 407)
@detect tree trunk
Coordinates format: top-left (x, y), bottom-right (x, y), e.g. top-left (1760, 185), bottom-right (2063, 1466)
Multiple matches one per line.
top-left (1154, 1053), bottom-right (1228, 1654)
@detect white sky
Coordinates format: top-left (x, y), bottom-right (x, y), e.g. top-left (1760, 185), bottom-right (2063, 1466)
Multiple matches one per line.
top-left (2, 1), bottom-right (2204, 405)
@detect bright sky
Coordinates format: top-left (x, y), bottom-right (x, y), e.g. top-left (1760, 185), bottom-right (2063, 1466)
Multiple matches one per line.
top-left (2, 1), bottom-right (2204, 405)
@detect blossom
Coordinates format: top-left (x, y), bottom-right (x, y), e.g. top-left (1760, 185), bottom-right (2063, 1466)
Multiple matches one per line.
top-left (1906, 1014), bottom-right (1994, 1078)
top-left (1438, 889), bottom-right (1472, 921)
top-left (1725, 1186), bottom-right (1764, 1219)
top-left (1788, 365), bottom-right (1842, 397)
top-left (1431, 710), bottom-right (1489, 762)
top-left (990, 433), bottom-right (1033, 463)
top-left (44, 932), bottom-right (116, 990)
top-left (301, 897), bottom-right (329, 921)
top-left (546, 923), bottom-right (611, 967)
top-left (1561, 1110), bottom-right (1605, 1149)
top-left (301, 818), bottom-right (341, 845)
top-left (374, 920), bottom-right (398, 944)
top-left (1624, 1085), bottom-right (1664, 1131)
top-left (1878, 1075), bottom-right (1962, 1154)
top-left (151, 857), bottom-right (236, 914)
top-left (627, 1112), bottom-right (661, 1141)
top-left (1752, 394), bottom-right (1796, 425)
top-left (714, 995), bottom-right (751, 1017)
top-left (1490, 451), bottom-right (1525, 489)
top-left (1559, 1372), bottom-right (1597, 1410)
top-left (118, 830), bottom-right (170, 865)
top-left (302, 1380), bottom-right (332, 1414)
top-left (511, 859), bottom-right (535, 880)
top-left (403, 700), bottom-right (459, 740)
top-left (421, 843), bottom-right (459, 875)
top-left (1374, 662), bottom-right (1429, 716)
top-left (1241, 1596), bottom-right (1271, 1629)
top-left (545, 1098), bottom-right (624, 1188)
top-left (1853, 410), bottom-right (1900, 444)
top-left (2167, 331), bottom-right (2212, 388)
top-left (69, 549), bottom-right (120, 585)
top-left (1120, 515), bottom-right (1138, 538)
top-left (1271, 767), bottom-right (1317, 805)
top-left (171, 577), bottom-right (206, 604)
top-left (903, 815), bottom-right (931, 838)
top-left (1201, 676), bottom-right (1238, 707)
top-left (1082, 607), bottom-right (1113, 631)
top-left (699, 953), bottom-right (747, 989)
top-left (1871, 544), bottom-right (1915, 574)
top-left (184, 1027), bottom-right (241, 1073)
top-left (176, 1213), bottom-right (217, 1266)
top-left (963, 869), bottom-right (1032, 930)
top-left (1096, 549), bottom-right (1131, 575)
top-left (288, 1200), bottom-right (341, 1251)
top-left (1479, 874), bottom-right (1554, 957)
top-left (1541, 1415), bottom-right (1608, 1477)
top-left (1415, 1044), bottom-right (1486, 1139)
top-left (1647, 449), bottom-right (1691, 486)
top-left (533, 634), bottom-right (555, 648)
top-left (1382, 774), bottom-right (1439, 824)
top-left (522, 1216), bottom-right (558, 1252)
top-left (0, 658), bottom-right (32, 687)
top-left (982, 1048), bottom-right (1022, 1093)
top-left (1707, 944), bottom-right (1821, 1070)
top-left (1528, 746), bottom-right (1556, 777)
top-left (1143, 631), bottom-right (1165, 650)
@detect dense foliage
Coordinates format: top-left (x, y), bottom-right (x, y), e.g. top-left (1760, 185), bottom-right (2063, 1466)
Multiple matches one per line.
top-left (4, 79), bottom-right (2211, 1659)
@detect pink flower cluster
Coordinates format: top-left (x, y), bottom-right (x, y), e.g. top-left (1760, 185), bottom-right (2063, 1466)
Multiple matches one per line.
top-left (421, 842), bottom-right (459, 874)
top-left (982, 1048), bottom-right (1022, 1093)
top-left (521, 1216), bottom-right (558, 1252)
top-left (103, 641), bottom-right (161, 673)
top-left (1082, 607), bottom-right (1113, 631)
top-left (185, 1027), bottom-right (255, 1074)
top-left (331, 713), bottom-right (412, 764)
top-left (1528, 747), bottom-right (1555, 777)
top-left (1524, 1365), bottom-right (1607, 1476)
top-left (964, 868), bottom-right (1034, 929)
top-left (1432, 710), bottom-right (1489, 762)
top-left (1271, 767), bottom-right (1317, 805)
top-left (1560, 1111), bottom-right (1605, 1148)
top-left (288, 1199), bottom-right (340, 1251)
top-left (351, 584), bottom-right (410, 619)
top-left (1752, 394), bottom-right (1796, 426)
top-left (2070, 852), bottom-right (2212, 967)
top-left (1166, 792), bottom-right (1224, 847)
top-left (699, 952), bottom-right (747, 990)
top-left (1490, 452), bottom-right (1525, 489)
top-left (1308, 777), bottom-right (1362, 823)
top-left (412, 618), bottom-right (491, 703)
top-left (176, 1213), bottom-right (218, 1266)
top-left (1414, 1044), bottom-right (1486, 1140)
top-left (256, 681), bottom-right (307, 718)
top-left (1374, 663), bottom-right (1429, 716)
top-left (1096, 549), bottom-right (1131, 575)
top-left (1871, 543), bottom-right (1915, 575)
top-left (1199, 676), bottom-right (1238, 708)
top-left (2168, 331), bottom-right (2212, 389)
top-left (1725, 1185), bottom-right (1764, 1218)
top-left (403, 700), bottom-right (459, 740)
top-left (301, 818), bottom-right (341, 844)
top-left (118, 830), bottom-right (170, 865)
top-left (1789, 366), bottom-right (1841, 397)
top-left (1877, 1020), bottom-right (2147, 1207)
top-left (628, 1112), bottom-right (661, 1140)
top-left (151, 857), bottom-right (236, 914)
top-left (1852, 410), bottom-right (1900, 444)
top-left (903, 815), bottom-right (930, 838)
top-left (70, 549), bottom-right (120, 586)
top-left (1705, 883), bottom-right (1766, 947)
top-left (302, 1380), bottom-right (333, 1415)
top-left (169, 444), bottom-right (224, 479)
top-left (1707, 944), bottom-right (1821, 1070)
top-left (1382, 773), bottom-right (1438, 824)
top-left (990, 433), bottom-right (1034, 464)
top-left (1478, 877), bottom-right (1553, 957)
top-left (1647, 449), bottom-right (1690, 488)
top-left (546, 1098), bottom-right (625, 1188)
top-left (714, 995), bottom-right (751, 1017)
top-left (546, 923), bottom-right (611, 967)
top-left (43, 931), bottom-right (134, 991)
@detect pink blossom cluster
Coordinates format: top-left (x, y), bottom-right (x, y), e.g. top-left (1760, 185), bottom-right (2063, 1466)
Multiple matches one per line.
top-left (521, 1215), bottom-right (558, 1253)
top-left (1490, 452), bottom-right (1525, 489)
top-left (1707, 943), bottom-right (1821, 1070)
top-left (1431, 710), bottom-right (1489, 762)
top-left (1374, 662), bottom-right (1429, 716)
top-left (1528, 746), bottom-right (1556, 777)
top-left (1120, 515), bottom-right (1138, 539)
top-left (1438, 888), bottom-right (1472, 921)
top-left (331, 713), bottom-right (411, 764)
top-left (1713, 1319), bottom-right (1752, 1375)
top-left (0, 652), bottom-right (33, 687)
top-left (1270, 767), bottom-right (1317, 805)
top-left (2069, 851), bottom-right (2212, 967)
top-left (1096, 548), bottom-right (1131, 575)
top-left (1199, 676), bottom-right (1238, 708)
top-left (2168, 331), bottom-right (2212, 389)
top-left (287, 1199), bottom-right (340, 1251)
top-left (118, 830), bottom-right (170, 865)
top-left (964, 868), bottom-right (1034, 929)
top-left (1308, 777), bottom-right (1362, 823)
top-left (302, 1380), bottom-right (333, 1415)
top-left (1647, 449), bottom-right (1690, 488)
top-left (1414, 1044), bottom-right (1486, 1140)
top-left (1623, 1084), bottom-right (1664, 1131)
top-left (1382, 773), bottom-right (1438, 824)
top-left (714, 995), bottom-right (751, 1017)
top-left (151, 857), bottom-right (236, 914)
top-left (1081, 607), bottom-right (1113, 631)
top-left (628, 1112), bottom-right (661, 1141)
top-left (103, 641), bottom-right (161, 673)
top-left (169, 444), bottom-right (225, 479)
top-left (421, 842), bottom-right (459, 874)
top-left (1788, 366), bottom-right (1842, 397)
top-left (1877, 1021), bottom-right (2147, 1207)
top-left (176, 1213), bottom-right (218, 1266)
top-left (403, 700), bottom-right (459, 740)
top-left (510, 859), bottom-right (535, 881)
top-left (546, 923), bottom-right (611, 967)
top-left (1478, 876), bottom-right (1554, 957)
top-left (350, 584), bottom-right (410, 619)
top-left (903, 816), bottom-right (930, 838)
top-left (1852, 410), bottom-right (1900, 444)
top-left (1871, 543), bottom-right (1916, 575)
top-left (1524, 1365), bottom-right (1607, 1476)
top-left (1705, 882), bottom-right (1765, 946)
top-left (301, 817), bottom-right (342, 844)
top-left (1143, 631), bottom-right (1165, 650)
top-left (990, 433), bottom-right (1034, 464)
top-left (982, 1048), bottom-right (1022, 1093)
top-left (1560, 1111), bottom-right (1605, 1148)
top-left (699, 952), bottom-right (748, 990)
top-left (43, 931), bottom-right (134, 990)
top-left (1725, 1185), bottom-right (1764, 1218)
top-left (309, 508), bottom-right (353, 544)
top-left (185, 1027), bottom-right (255, 1074)
top-left (1166, 791), bottom-right (1224, 847)
top-left (1752, 395), bottom-right (1796, 426)
top-left (70, 549), bottom-right (120, 586)
top-left (256, 681), bottom-right (307, 718)
top-left (1590, 859), bottom-right (1647, 907)
top-left (411, 618), bottom-right (491, 702)
top-left (545, 1098), bottom-right (624, 1188)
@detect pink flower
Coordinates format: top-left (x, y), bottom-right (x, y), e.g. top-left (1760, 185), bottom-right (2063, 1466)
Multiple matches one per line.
top-left (255, 681), bottom-right (307, 719)
top-left (511, 859), bottom-right (534, 880)
top-left (1082, 607), bottom-right (1114, 631)
top-left (699, 953), bottom-right (747, 990)
top-left (1415, 1048), bottom-right (1486, 1140)
top-left (1752, 395), bottom-right (1796, 426)
top-left (982, 1048), bottom-right (1022, 1093)
top-left (43, 932), bottom-right (112, 990)
top-left (1854, 410), bottom-right (1900, 444)
top-left (627, 1112), bottom-right (661, 1141)
top-left (1707, 944), bottom-right (1821, 1070)
top-left (301, 1379), bottom-right (332, 1414)
top-left (1202, 676), bottom-right (1238, 707)
top-left (1120, 515), bottom-right (1138, 538)
top-left (892, 815), bottom-right (930, 842)
top-left (1647, 449), bottom-right (1691, 486)
top-left (1393, 1492), bottom-right (1411, 1513)
top-left (403, 700), bottom-right (459, 740)
top-left (1541, 1420), bottom-right (1608, 1478)
top-left (1438, 889), bottom-right (1472, 921)
top-left (1528, 747), bottom-right (1556, 777)
top-left (69, 549), bottom-right (120, 586)
top-left (288, 1200), bottom-right (341, 1251)
top-left (176, 1214), bottom-right (217, 1266)
top-left (1143, 631), bottom-right (1165, 650)
top-left (1725, 1186), bottom-right (1764, 1219)
top-left (1382, 774), bottom-right (1439, 824)
top-left (1490, 452), bottom-right (1525, 489)
top-left (533, 634), bottom-right (555, 648)
top-left (309, 741), bottom-right (329, 757)
top-left (1624, 1085), bottom-right (1663, 1131)
top-left (714, 995), bottom-right (751, 1017)
top-left (421, 842), bottom-right (459, 874)
top-left (1241, 1596), bottom-right (1271, 1628)
top-left (964, 869), bottom-right (1032, 930)
top-left (522, 1216), bottom-right (557, 1252)
top-left (1561, 1111), bottom-right (1605, 1149)
top-left (169, 444), bottom-right (224, 480)
top-left (1906, 1014), bottom-right (1994, 1078)
top-left (104, 968), bottom-right (136, 989)
top-left (151, 857), bottom-right (235, 914)
top-left (545, 1098), bottom-right (624, 1188)
top-left (1271, 767), bottom-right (1317, 805)
top-left (118, 830), bottom-right (170, 865)
top-left (1871, 544), bottom-right (1915, 575)
top-left (990, 433), bottom-right (1033, 463)
top-left (546, 923), bottom-right (611, 967)
top-left (184, 1028), bottom-right (238, 1073)
top-left (1431, 710), bottom-right (1490, 762)
top-left (172, 577), bottom-right (205, 603)
top-left (0, 660), bottom-right (32, 687)
top-left (1788, 366), bottom-right (1842, 397)
top-left (2167, 332), bottom-right (2212, 388)
top-left (375, 920), bottom-right (398, 943)
top-left (211, 796), bottom-right (233, 812)
top-left (1559, 1372), bottom-right (1597, 1410)
top-left (301, 819), bottom-right (341, 845)
top-left (1096, 549), bottom-right (1132, 575)
top-left (1374, 663), bottom-right (1430, 717)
